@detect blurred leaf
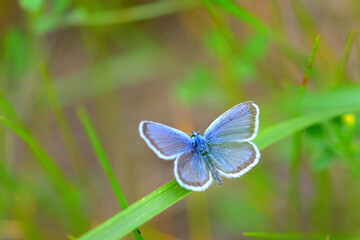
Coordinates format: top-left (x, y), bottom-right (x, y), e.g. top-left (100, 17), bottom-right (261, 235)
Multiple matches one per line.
top-left (235, 33), bottom-right (269, 81)
top-left (213, 193), bottom-right (268, 232)
top-left (77, 103), bottom-right (360, 240)
top-left (204, 29), bottom-right (231, 58)
top-left (54, 0), bottom-right (70, 14)
top-left (3, 28), bottom-right (29, 81)
top-left (242, 33), bottom-right (269, 61)
top-left (311, 149), bottom-right (334, 171)
top-left (173, 66), bottom-right (224, 105)
top-left (31, 0), bottom-right (71, 33)
top-left (204, 30), bottom-right (268, 82)
top-left (33, 15), bottom-right (60, 34)
top-left (19, 0), bottom-right (43, 12)
top-left (234, 60), bottom-right (255, 80)
top-left (62, 0), bottom-right (199, 27)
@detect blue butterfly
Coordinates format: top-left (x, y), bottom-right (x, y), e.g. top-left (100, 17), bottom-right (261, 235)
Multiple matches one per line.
top-left (139, 101), bottom-right (260, 191)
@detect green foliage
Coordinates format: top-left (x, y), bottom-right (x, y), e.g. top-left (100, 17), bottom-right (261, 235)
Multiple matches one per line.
top-left (19, 0), bottom-right (43, 12)
top-left (79, 180), bottom-right (190, 240)
top-left (3, 28), bottom-right (30, 82)
top-left (173, 65), bottom-right (224, 105)
top-left (77, 102), bottom-right (360, 239)
top-left (1, 0), bottom-right (360, 239)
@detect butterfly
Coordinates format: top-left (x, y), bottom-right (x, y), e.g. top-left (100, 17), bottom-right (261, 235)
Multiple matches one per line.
top-left (139, 101), bottom-right (260, 191)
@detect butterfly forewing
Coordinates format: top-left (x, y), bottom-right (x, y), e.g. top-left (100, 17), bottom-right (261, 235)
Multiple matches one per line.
top-left (174, 151), bottom-right (213, 191)
top-left (209, 141), bottom-right (260, 177)
top-left (139, 121), bottom-right (192, 160)
top-left (204, 101), bottom-right (259, 144)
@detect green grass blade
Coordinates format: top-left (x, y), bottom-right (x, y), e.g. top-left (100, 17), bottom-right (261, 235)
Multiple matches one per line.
top-left (78, 180), bottom-right (189, 240)
top-left (301, 34), bottom-right (320, 87)
top-left (77, 104), bottom-right (360, 240)
top-left (210, 0), bottom-right (305, 66)
top-left (291, 85), bottom-right (360, 111)
top-left (0, 116), bottom-right (67, 193)
top-left (288, 34), bottom-right (320, 228)
top-left (200, 0), bottom-right (239, 54)
top-left (256, 106), bottom-right (360, 150)
top-left (64, 0), bottom-right (199, 27)
top-left (76, 106), bottom-right (143, 240)
top-left (0, 116), bottom-right (87, 232)
top-left (40, 64), bottom-right (86, 180)
top-left (210, 0), bottom-right (269, 36)
top-left (0, 90), bottom-right (27, 129)
top-left (333, 29), bottom-right (356, 86)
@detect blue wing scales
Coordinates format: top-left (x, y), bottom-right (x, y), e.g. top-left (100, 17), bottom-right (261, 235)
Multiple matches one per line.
top-left (139, 121), bottom-right (192, 160)
top-left (204, 101), bottom-right (259, 144)
top-left (174, 151), bottom-right (212, 191)
top-left (209, 141), bottom-right (260, 178)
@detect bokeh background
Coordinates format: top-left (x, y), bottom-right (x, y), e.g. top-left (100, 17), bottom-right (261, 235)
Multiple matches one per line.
top-left (1, 0), bottom-right (360, 239)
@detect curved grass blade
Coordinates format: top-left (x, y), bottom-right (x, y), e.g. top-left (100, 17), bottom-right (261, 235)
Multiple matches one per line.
top-left (79, 180), bottom-right (189, 240)
top-left (256, 106), bottom-right (360, 150)
top-left (333, 29), bottom-right (356, 86)
top-left (77, 104), bottom-right (360, 240)
top-left (64, 0), bottom-right (199, 27)
top-left (76, 106), bottom-right (143, 240)
top-left (0, 116), bottom-right (88, 232)
top-left (40, 64), bottom-right (87, 181)
top-left (210, 0), bottom-right (305, 66)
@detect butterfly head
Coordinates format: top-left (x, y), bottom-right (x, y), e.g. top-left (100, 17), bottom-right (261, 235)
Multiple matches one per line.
top-left (191, 131), bottom-right (198, 138)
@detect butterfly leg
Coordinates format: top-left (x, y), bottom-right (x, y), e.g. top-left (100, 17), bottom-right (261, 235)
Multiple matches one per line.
top-left (203, 154), bottom-right (223, 185)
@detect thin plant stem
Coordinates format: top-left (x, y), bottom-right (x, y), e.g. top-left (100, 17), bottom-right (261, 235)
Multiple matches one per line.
top-left (76, 106), bottom-right (143, 240)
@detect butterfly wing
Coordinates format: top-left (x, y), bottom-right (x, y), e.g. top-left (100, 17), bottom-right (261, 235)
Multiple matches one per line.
top-left (174, 151), bottom-right (213, 191)
top-left (139, 121), bottom-right (192, 160)
top-left (203, 101), bottom-right (259, 144)
top-left (209, 141), bottom-right (260, 178)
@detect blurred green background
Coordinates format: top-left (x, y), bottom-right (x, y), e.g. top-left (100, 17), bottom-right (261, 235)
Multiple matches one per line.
top-left (1, 0), bottom-right (360, 239)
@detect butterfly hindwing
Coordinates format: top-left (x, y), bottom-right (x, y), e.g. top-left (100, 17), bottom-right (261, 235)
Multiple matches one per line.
top-left (139, 121), bottom-right (192, 160)
top-left (209, 141), bottom-right (260, 178)
top-left (204, 101), bottom-right (259, 144)
top-left (174, 151), bottom-right (213, 191)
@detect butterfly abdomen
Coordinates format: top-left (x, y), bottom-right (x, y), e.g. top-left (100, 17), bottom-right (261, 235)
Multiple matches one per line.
top-left (191, 132), bottom-right (223, 185)
top-left (203, 154), bottom-right (223, 186)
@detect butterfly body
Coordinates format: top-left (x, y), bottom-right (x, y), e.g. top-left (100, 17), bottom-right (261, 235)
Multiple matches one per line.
top-left (191, 132), bottom-right (223, 185)
top-left (139, 101), bottom-right (260, 191)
